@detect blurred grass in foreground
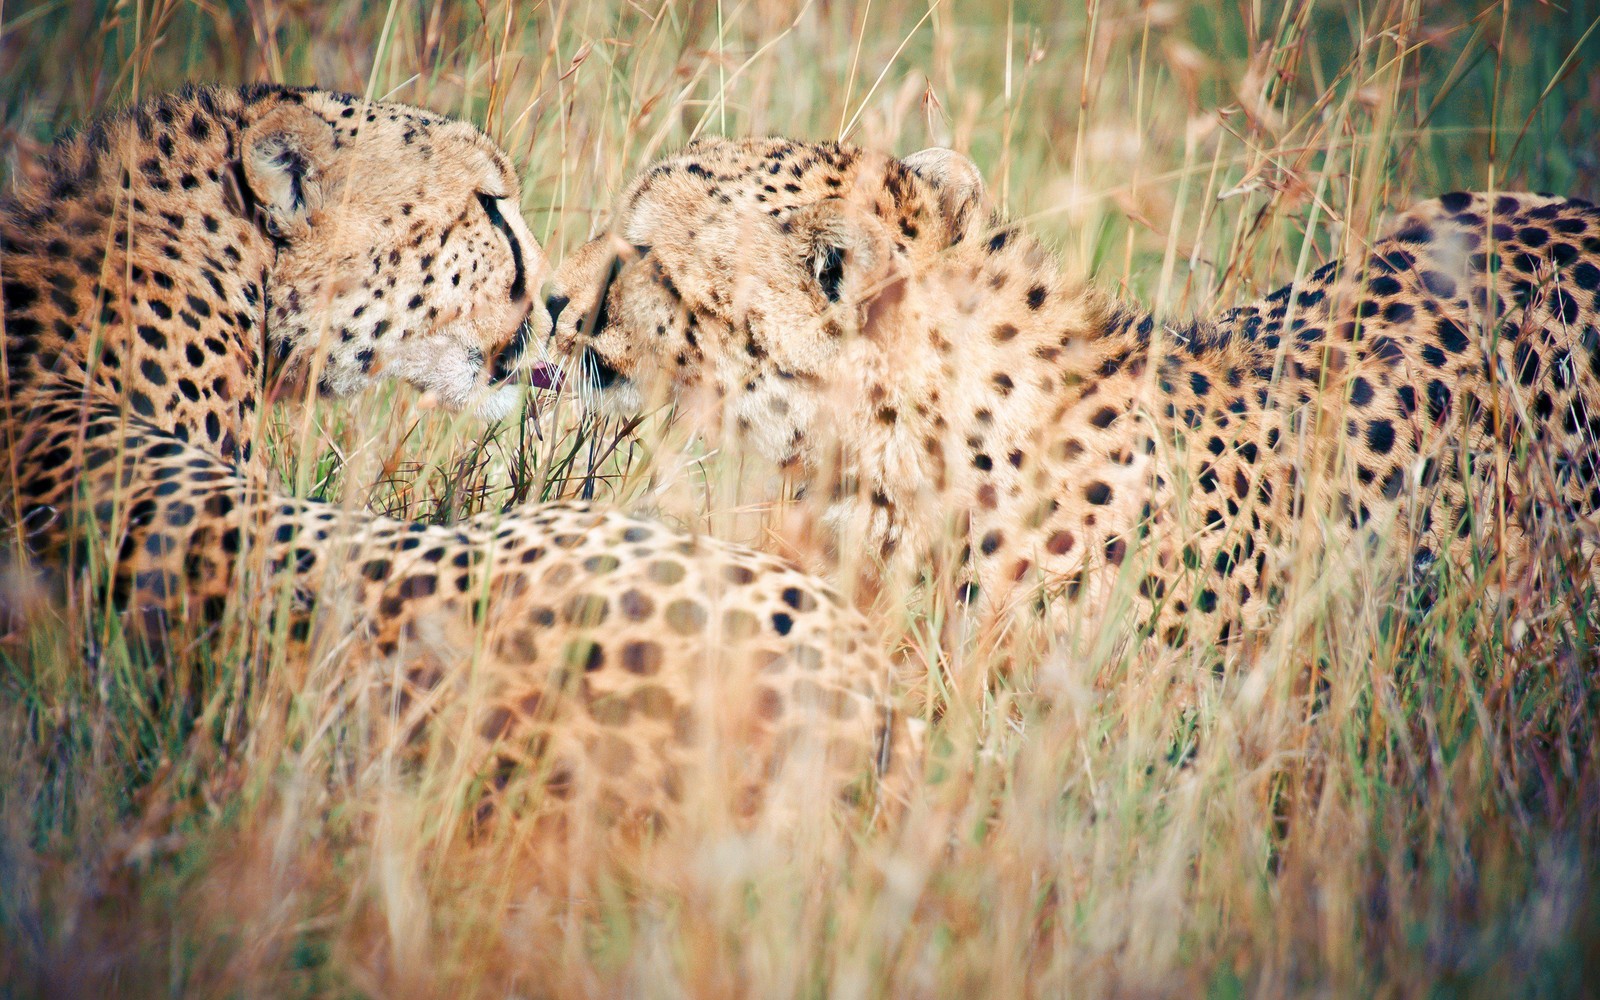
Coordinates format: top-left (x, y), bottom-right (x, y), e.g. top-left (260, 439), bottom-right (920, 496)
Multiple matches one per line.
top-left (3, 0), bottom-right (1600, 996)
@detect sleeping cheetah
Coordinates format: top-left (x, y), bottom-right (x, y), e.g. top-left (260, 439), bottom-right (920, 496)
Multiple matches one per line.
top-left (549, 137), bottom-right (1600, 651)
top-left (1, 92), bottom-right (913, 851)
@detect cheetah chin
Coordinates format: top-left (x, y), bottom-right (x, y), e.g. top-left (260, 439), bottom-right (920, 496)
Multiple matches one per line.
top-left (389, 314), bottom-right (551, 421)
top-left (473, 381), bottom-right (525, 421)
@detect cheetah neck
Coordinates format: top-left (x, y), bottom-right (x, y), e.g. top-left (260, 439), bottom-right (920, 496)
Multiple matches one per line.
top-left (830, 250), bottom-right (1288, 578)
top-left (2, 91), bottom-right (275, 467)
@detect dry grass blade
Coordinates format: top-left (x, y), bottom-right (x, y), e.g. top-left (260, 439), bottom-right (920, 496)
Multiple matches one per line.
top-left (2, 1), bottom-right (1599, 997)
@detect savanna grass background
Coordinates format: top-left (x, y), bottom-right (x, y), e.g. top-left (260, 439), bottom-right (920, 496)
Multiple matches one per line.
top-left (4, 0), bottom-right (1600, 995)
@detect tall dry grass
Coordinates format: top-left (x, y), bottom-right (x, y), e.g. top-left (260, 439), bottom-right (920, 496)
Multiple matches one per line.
top-left (3, 0), bottom-right (1600, 996)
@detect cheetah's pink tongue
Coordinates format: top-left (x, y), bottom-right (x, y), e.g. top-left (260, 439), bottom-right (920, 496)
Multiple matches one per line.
top-left (526, 361), bottom-right (564, 391)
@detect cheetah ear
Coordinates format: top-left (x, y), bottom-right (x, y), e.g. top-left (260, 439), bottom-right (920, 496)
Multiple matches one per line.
top-left (902, 147), bottom-right (986, 244)
top-left (232, 103), bottom-right (336, 242)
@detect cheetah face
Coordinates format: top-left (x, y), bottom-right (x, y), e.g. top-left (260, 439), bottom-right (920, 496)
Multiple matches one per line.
top-left (548, 138), bottom-right (986, 462)
top-left (245, 92), bottom-right (549, 420)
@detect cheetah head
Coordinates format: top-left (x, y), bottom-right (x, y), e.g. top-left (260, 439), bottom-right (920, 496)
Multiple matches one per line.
top-left (547, 138), bottom-right (988, 462)
top-left (242, 90), bottom-right (551, 420)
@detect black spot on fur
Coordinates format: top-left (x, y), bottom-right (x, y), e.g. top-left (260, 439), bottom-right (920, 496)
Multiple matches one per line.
top-left (1365, 420), bottom-right (1395, 455)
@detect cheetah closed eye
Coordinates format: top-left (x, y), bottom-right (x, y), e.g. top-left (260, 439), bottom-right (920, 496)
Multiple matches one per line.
top-left (2, 91), bottom-right (914, 858)
top-left (550, 137), bottom-right (1600, 653)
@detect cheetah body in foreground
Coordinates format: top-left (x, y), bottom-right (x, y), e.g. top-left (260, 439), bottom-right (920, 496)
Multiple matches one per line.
top-left (2, 92), bottom-right (911, 846)
top-left (552, 138), bottom-right (1600, 649)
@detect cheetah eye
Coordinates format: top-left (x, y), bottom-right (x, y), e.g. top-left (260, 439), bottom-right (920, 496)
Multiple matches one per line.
top-left (475, 191), bottom-right (508, 220)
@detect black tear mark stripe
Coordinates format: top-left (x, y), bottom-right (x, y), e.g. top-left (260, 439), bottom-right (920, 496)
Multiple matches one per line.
top-left (477, 194), bottom-right (526, 301)
top-left (589, 254), bottom-right (624, 338)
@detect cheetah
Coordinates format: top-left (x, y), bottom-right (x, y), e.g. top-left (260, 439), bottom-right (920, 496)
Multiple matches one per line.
top-left (1, 93), bottom-right (913, 853)
top-left (549, 137), bottom-right (1600, 653)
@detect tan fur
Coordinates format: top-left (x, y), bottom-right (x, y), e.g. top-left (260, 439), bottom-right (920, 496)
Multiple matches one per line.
top-left (552, 137), bottom-right (1600, 651)
top-left (2, 94), bottom-right (914, 861)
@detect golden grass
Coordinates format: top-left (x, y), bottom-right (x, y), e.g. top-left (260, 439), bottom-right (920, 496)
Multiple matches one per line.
top-left (3, 1), bottom-right (1600, 996)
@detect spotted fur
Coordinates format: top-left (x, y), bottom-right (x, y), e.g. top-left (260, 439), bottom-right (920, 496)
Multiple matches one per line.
top-left (551, 137), bottom-right (1600, 649)
top-left (2, 95), bottom-right (912, 848)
